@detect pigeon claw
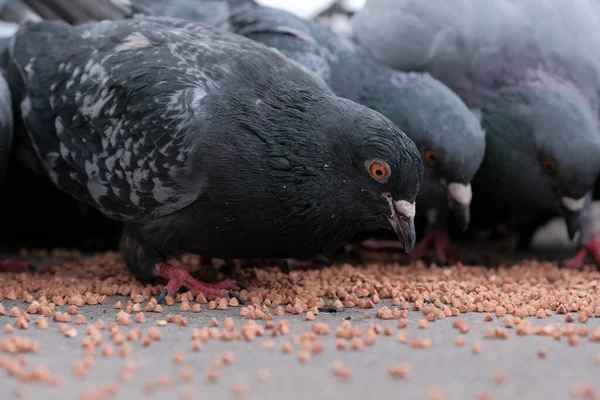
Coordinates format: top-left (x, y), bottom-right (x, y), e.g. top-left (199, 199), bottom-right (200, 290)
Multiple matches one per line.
top-left (560, 233), bottom-right (600, 271)
top-left (409, 229), bottom-right (464, 265)
top-left (155, 261), bottom-right (244, 304)
top-left (157, 287), bottom-right (169, 305)
top-left (0, 259), bottom-right (37, 274)
top-left (228, 291), bottom-right (246, 305)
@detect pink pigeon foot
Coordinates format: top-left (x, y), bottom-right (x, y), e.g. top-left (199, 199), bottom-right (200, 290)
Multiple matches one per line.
top-left (155, 261), bottom-right (245, 303)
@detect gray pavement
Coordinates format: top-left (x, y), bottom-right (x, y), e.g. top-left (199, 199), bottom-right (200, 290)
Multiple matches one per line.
top-left (0, 298), bottom-right (599, 400)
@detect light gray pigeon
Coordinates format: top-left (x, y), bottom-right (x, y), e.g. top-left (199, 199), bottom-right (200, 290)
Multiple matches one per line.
top-left (54, 0), bottom-right (486, 264)
top-left (352, 0), bottom-right (600, 269)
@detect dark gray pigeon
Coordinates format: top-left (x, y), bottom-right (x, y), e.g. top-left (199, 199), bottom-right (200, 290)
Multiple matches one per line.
top-left (0, 20), bottom-right (16, 187)
top-left (3, 15), bottom-right (423, 301)
top-left (0, 19), bottom-right (39, 274)
top-left (352, 0), bottom-right (600, 269)
top-left (72, 0), bottom-right (486, 265)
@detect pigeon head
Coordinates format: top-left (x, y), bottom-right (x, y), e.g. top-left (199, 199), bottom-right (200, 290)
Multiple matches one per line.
top-left (478, 78), bottom-right (600, 238)
top-left (190, 83), bottom-right (424, 258)
top-left (358, 71), bottom-right (485, 230)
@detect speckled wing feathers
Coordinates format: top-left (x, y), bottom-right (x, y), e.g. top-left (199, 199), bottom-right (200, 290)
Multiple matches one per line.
top-left (7, 17), bottom-right (267, 221)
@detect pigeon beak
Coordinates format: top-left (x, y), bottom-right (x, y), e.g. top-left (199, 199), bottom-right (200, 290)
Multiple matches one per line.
top-left (560, 196), bottom-right (585, 241)
top-left (447, 183), bottom-right (473, 232)
top-left (383, 193), bottom-right (416, 253)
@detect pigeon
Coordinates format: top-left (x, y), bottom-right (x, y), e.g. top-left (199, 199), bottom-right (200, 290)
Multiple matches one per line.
top-left (0, 15), bottom-right (120, 271)
top-left (60, 0), bottom-right (485, 265)
top-left (3, 15), bottom-right (423, 301)
top-left (352, 0), bottom-right (600, 269)
top-left (0, 18), bottom-right (39, 273)
top-left (0, 21), bottom-right (15, 187)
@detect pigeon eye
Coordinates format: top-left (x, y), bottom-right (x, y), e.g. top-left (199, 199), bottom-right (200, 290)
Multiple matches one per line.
top-left (367, 160), bottom-right (390, 182)
top-left (424, 148), bottom-right (439, 165)
top-left (542, 158), bottom-right (557, 175)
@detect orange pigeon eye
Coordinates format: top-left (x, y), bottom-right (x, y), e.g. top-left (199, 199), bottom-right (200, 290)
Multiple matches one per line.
top-left (542, 158), bottom-right (557, 175)
top-left (424, 148), bottom-right (439, 165)
top-left (368, 160), bottom-right (390, 181)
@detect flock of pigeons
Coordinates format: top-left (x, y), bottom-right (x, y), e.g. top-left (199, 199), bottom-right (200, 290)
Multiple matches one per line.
top-left (0, 0), bottom-right (599, 302)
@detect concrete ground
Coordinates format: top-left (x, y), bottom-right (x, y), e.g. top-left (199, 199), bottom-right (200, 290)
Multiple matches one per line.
top-left (1, 207), bottom-right (600, 400)
top-left (0, 299), bottom-right (598, 400)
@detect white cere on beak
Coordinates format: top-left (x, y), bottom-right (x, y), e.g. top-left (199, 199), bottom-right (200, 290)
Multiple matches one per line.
top-left (395, 200), bottom-right (416, 219)
top-left (447, 183), bottom-right (473, 205)
top-left (561, 196), bottom-right (585, 212)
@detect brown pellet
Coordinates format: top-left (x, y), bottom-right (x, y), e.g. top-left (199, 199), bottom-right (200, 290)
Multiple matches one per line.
top-left (9, 307), bottom-right (21, 317)
top-left (257, 368), bottom-right (271, 383)
top-left (426, 386), bottom-right (445, 400)
top-left (298, 349), bottom-right (311, 363)
top-left (565, 314), bottom-right (575, 323)
top-left (493, 370), bottom-right (506, 385)
top-left (330, 360), bottom-right (352, 380)
top-left (180, 366), bottom-right (194, 382)
top-left (35, 316), bottom-right (48, 330)
top-left (261, 341), bottom-right (274, 350)
top-left (389, 363), bottom-right (410, 379)
top-left (568, 334), bottom-right (580, 346)
top-left (222, 351), bottom-right (236, 365)
top-left (231, 383), bottom-right (248, 397)
top-left (172, 353), bottom-right (185, 364)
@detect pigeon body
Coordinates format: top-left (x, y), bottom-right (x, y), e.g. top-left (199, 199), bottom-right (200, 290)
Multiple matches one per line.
top-left (352, 0), bottom-right (600, 266)
top-left (86, 0), bottom-right (485, 263)
top-left (4, 16), bottom-right (423, 292)
top-left (0, 20), bottom-right (17, 188)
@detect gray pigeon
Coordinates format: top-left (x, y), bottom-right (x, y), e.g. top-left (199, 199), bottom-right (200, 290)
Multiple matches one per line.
top-left (63, 0), bottom-right (486, 265)
top-left (0, 19), bottom-right (39, 274)
top-left (3, 15), bottom-right (423, 300)
top-left (352, 0), bottom-right (600, 269)
top-left (0, 21), bottom-right (15, 187)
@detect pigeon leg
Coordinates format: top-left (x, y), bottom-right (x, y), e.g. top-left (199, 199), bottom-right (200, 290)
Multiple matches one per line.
top-left (561, 233), bottom-right (600, 270)
top-left (0, 259), bottom-right (37, 273)
top-left (155, 262), bottom-right (245, 303)
top-left (560, 248), bottom-right (587, 270)
top-left (410, 229), bottom-right (463, 265)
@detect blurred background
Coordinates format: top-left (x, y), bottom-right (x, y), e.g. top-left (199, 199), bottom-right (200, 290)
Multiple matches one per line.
top-left (0, 0), bottom-right (595, 261)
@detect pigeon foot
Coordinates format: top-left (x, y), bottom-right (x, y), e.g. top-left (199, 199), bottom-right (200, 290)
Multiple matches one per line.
top-left (155, 261), bottom-right (245, 304)
top-left (410, 229), bottom-right (464, 265)
top-left (560, 232), bottom-right (600, 270)
top-left (0, 259), bottom-right (37, 273)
